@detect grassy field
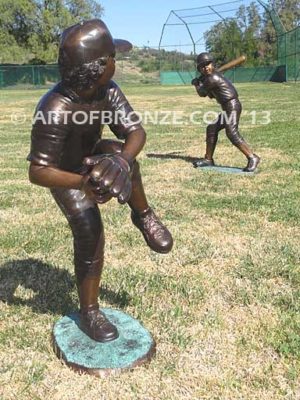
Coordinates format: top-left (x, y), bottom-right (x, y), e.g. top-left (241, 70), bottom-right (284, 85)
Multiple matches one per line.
top-left (0, 82), bottom-right (299, 400)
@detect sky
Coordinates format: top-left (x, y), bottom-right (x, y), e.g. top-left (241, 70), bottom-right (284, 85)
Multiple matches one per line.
top-left (99, 0), bottom-right (255, 53)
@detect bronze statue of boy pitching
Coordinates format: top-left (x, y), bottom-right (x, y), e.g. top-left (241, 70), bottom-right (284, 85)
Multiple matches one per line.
top-left (28, 19), bottom-right (173, 343)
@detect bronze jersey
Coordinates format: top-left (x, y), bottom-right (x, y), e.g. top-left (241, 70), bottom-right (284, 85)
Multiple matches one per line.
top-left (198, 72), bottom-right (238, 105)
top-left (27, 80), bottom-right (142, 172)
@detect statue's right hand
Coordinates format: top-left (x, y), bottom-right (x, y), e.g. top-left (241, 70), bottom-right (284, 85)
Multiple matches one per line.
top-left (80, 173), bottom-right (113, 204)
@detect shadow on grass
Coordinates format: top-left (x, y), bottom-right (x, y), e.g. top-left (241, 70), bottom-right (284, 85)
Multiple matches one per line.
top-left (0, 258), bottom-right (131, 314)
top-left (146, 152), bottom-right (243, 171)
top-left (100, 285), bottom-right (131, 309)
top-left (0, 258), bottom-right (77, 315)
top-left (146, 152), bottom-right (199, 163)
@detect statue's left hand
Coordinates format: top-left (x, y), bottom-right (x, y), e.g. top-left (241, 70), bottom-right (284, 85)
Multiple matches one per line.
top-left (191, 77), bottom-right (200, 86)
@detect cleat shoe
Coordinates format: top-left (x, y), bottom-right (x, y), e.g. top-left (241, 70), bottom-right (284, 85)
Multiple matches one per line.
top-left (193, 158), bottom-right (215, 168)
top-left (80, 305), bottom-right (119, 342)
top-left (243, 154), bottom-right (260, 172)
top-left (131, 208), bottom-right (173, 254)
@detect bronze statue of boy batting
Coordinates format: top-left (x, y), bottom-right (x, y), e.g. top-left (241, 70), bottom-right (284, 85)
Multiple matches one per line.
top-left (191, 52), bottom-right (260, 172)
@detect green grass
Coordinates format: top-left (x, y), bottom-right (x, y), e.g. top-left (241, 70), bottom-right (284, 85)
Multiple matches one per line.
top-left (0, 82), bottom-right (300, 399)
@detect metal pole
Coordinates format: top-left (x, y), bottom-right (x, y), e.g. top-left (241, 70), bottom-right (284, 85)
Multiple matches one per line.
top-left (285, 32), bottom-right (287, 80)
top-left (208, 6), bottom-right (226, 22)
top-left (158, 12), bottom-right (172, 77)
top-left (295, 29), bottom-right (297, 82)
top-left (172, 11), bottom-right (196, 56)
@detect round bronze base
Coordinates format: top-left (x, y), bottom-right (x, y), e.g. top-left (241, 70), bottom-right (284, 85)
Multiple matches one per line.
top-left (53, 308), bottom-right (156, 377)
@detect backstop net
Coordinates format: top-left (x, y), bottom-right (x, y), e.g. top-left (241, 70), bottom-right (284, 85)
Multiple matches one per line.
top-left (159, 0), bottom-right (300, 84)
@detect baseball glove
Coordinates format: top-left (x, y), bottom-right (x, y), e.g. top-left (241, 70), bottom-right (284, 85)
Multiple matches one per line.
top-left (82, 153), bottom-right (132, 204)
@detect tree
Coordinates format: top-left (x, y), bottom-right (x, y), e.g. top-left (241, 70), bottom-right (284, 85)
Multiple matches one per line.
top-left (271, 0), bottom-right (300, 30)
top-left (203, 0), bottom-right (299, 67)
top-left (205, 2), bottom-right (267, 66)
top-left (0, 0), bottom-right (104, 64)
top-left (205, 20), bottom-right (243, 66)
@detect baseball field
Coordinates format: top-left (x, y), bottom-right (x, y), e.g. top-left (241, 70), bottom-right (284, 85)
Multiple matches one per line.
top-left (0, 82), bottom-right (299, 399)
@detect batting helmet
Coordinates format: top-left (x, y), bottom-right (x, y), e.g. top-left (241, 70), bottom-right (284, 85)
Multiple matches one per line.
top-left (196, 52), bottom-right (214, 70)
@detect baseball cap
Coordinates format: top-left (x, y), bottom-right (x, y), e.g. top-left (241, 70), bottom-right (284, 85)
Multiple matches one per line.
top-left (59, 19), bottom-right (132, 67)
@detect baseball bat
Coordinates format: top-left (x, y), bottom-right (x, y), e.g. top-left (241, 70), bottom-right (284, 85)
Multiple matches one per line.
top-left (217, 55), bottom-right (247, 73)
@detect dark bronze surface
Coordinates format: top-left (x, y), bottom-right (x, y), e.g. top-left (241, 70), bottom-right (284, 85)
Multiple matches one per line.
top-left (83, 153), bottom-right (133, 204)
top-left (58, 19), bottom-right (132, 92)
top-left (79, 304), bottom-right (119, 342)
top-left (28, 80), bottom-right (142, 172)
top-left (131, 208), bottom-right (173, 254)
top-left (192, 52), bottom-right (260, 171)
top-left (59, 19), bottom-right (132, 68)
top-left (28, 19), bottom-right (173, 344)
top-left (196, 52), bottom-right (214, 70)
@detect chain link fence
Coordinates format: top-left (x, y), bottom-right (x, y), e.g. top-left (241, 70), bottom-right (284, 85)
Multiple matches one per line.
top-left (0, 51), bottom-right (160, 89)
top-left (0, 26), bottom-right (298, 89)
top-left (277, 27), bottom-right (300, 82)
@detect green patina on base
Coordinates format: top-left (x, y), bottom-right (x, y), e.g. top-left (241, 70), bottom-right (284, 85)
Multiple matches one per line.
top-left (196, 165), bottom-right (255, 175)
top-left (53, 308), bottom-right (155, 374)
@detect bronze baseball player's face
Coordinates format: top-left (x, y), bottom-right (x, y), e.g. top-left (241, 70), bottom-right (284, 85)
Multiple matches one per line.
top-left (201, 62), bottom-right (214, 75)
top-left (97, 54), bottom-right (116, 86)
